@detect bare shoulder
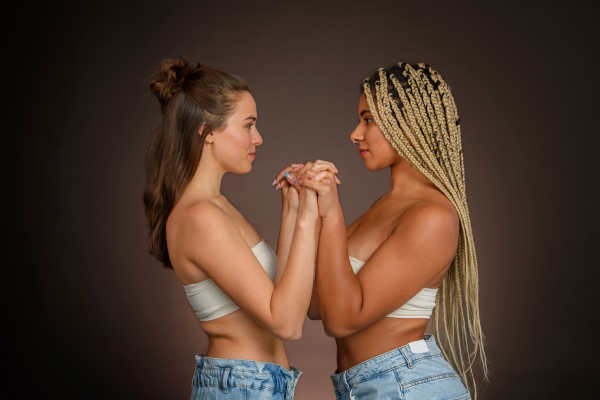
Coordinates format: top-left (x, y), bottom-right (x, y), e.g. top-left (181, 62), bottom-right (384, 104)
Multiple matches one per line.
top-left (396, 198), bottom-right (460, 245)
top-left (178, 200), bottom-right (236, 238)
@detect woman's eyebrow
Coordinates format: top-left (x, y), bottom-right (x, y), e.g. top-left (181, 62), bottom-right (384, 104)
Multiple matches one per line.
top-left (359, 110), bottom-right (371, 117)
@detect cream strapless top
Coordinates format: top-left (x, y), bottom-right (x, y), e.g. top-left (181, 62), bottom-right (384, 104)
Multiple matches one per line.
top-left (349, 256), bottom-right (438, 319)
top-left (184, 239), bottom-right (277, 321)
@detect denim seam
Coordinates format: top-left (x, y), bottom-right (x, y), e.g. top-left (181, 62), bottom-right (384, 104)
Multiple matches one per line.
top-left (345, 354), bottom-right (442, 387)
top-left (410, 352), bottom-right (440, 363)
top-left (394, 368), bottom-right (406, 400)
top-left (197, 367), bottom-right (274, 375)
top-left (338, 351), bottom-right (441, 385)
top-left (402, 372), bottom-right (460, 389)
top-left (192, 382), bottom-right (286, 394)
top-left (348, 366), bottom-right (402, 387)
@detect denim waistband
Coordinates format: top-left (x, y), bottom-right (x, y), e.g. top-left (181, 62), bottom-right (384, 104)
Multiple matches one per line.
top-left (331, 334), bottom-right (441, 388)
top-left (194, 354), bottom-right (302, 396)
top-left (194, 354), bottom-right (301, 378)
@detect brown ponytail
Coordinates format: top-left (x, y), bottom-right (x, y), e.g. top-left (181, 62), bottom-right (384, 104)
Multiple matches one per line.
top-left (144, 57), bottom-right (250, 268)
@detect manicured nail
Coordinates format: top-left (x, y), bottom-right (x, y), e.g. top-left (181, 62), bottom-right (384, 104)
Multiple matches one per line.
top-left (272, 179), bottom-right (277, 185)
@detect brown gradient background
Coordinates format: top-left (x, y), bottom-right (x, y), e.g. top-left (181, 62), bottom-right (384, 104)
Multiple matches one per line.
top-left (3, 0), bottom-right (598, 398)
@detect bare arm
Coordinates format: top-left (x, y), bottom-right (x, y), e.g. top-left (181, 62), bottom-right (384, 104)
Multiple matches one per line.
top-left (274, 161), bottom-right (337, 320)
top-left (303, 173), bottom-right (459, 338)
top-left (183, 190), bottom-right (318, 341)
top-left (275, 184), bottom-right (299, 285)
top-left (307, 217), bottom-right (322, 320)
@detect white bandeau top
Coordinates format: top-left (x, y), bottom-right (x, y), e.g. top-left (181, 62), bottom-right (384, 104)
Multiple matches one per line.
top-left (349, 256), bottom-right (438, 319)
top-left (184, 239), bottom-right (277, 321)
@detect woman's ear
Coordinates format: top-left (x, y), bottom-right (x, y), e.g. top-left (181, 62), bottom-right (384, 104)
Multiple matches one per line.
top-left (198, 123), bottom-right (213, 144)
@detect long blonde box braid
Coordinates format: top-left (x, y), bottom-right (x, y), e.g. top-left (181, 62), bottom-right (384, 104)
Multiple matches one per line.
top-left (363, 63), bottom-right (488, 397)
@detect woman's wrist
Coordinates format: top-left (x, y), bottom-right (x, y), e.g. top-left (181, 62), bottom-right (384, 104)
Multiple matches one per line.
top-left (282, 201), bottom-right (299, 216)
top-left (295, 213), bottom-right (318, 229)
top-left (321, 203), bottom-right (344, 223)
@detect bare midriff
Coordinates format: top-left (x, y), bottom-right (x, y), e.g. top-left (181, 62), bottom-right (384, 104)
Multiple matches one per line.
top-left (335, 317), bottom-right (429, 372)
top-left (200, 309), bottom-right (290, 370)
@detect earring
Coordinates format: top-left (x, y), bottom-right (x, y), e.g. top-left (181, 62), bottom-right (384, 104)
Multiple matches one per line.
top-left (208, 139), bottom-right (213, 144)
top-left (352, 140), bottom-right (356, 144)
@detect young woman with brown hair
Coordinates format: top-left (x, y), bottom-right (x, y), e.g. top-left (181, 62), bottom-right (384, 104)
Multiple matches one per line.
top-left (143, 58), bottom-right (336, 399)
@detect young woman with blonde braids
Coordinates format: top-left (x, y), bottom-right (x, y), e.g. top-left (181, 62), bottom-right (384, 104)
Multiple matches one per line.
top-left (276, 62), bottom-right (487, 399)
top-left (143, 57), bottom-right (339, 399)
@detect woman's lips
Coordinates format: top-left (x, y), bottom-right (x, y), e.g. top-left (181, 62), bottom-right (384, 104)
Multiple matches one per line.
top-left (359, 149), bottom-right (368, 158)
top-left (249, 152), bottom-right (256, 160)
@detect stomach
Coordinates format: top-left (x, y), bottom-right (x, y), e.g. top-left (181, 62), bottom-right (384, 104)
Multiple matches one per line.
top-left (335, 317), bottom-right (430, 372)
top-left (200, 309), bottom-right (290, 369)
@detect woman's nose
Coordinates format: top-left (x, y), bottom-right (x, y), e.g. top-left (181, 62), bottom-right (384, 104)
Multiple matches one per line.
top-left (253, 129), bottom-right (263, 146)
top-left (350, 125), bottom-right (363, 143)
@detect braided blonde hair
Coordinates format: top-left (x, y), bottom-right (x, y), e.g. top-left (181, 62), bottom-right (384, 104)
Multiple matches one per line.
top-left (363, 62), bottom-right (488, 396)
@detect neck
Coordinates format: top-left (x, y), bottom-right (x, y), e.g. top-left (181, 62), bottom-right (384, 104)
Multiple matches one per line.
top-left (388, 158), bottom-right (436, 197)
top-left (185, 151), bottom-right (226, 198)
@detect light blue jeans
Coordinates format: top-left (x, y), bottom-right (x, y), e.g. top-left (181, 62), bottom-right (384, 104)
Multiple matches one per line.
top-left (330, 335), bottom-right (471, 400)
top-left (191, 354), bottom-right (302, 399)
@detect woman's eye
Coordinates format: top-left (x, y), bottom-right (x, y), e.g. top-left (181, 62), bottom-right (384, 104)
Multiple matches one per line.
top-left (246, 123), bottom-right (254, 129)
top-left (364, 118), bottom-right (373, 124)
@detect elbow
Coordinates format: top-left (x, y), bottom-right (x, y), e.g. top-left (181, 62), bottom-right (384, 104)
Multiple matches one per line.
top-left (285, 330), bottom-right (303, 341)
top-left (272, 324), bottom-right (303, 341)
top-left (322, 319), bottom-right (355, 338)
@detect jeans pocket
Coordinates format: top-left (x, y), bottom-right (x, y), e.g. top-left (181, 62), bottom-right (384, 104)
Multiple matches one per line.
top-left (350, 370), bottom-right (403, 399)
top-left (402, 373), bottom-right (470, 400)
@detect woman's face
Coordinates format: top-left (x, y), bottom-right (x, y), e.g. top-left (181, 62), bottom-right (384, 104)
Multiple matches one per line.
top-left (350, 93), bottom-right (401, 171)
top-left (211, 91), bottom-right (263, 174)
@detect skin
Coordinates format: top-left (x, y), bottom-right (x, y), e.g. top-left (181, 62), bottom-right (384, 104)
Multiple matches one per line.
top-left (166, 92), bottom-right (327, 369)
top-left (285, 93), bottom-right (460, 372)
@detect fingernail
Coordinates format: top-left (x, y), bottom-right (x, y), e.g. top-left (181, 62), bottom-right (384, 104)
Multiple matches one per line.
top-left (272, 179), bottom-right (277, 185)
top-left (299, 180), bottom-right (303, 184)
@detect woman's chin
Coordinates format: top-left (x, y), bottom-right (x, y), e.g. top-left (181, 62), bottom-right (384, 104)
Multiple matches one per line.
top-left (232, 163), bottom-right (253, 175)
top-left (363, 161), bottom-right (379, 171)
top-left (364, 160), bottom-right (389, 172)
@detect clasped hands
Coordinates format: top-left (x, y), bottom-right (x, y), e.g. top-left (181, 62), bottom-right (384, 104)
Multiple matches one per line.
top-left (273, 160), bottom-right (341, 218)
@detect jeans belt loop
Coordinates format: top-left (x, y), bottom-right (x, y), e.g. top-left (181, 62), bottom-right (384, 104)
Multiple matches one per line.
top-left (221, 368), bottom-right (230, 393)
top-left (399, 346), bottom-right (414, 369)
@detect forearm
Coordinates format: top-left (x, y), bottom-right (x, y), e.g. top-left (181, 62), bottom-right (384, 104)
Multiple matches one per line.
top-left (307, 282), bottom-right (321, 320)
top-left (269, 219), bottom-right (316, 339)
top-left (316, 207), bottom-right (364, 336)
top-left (275, 203), bottom-right (298, 284)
